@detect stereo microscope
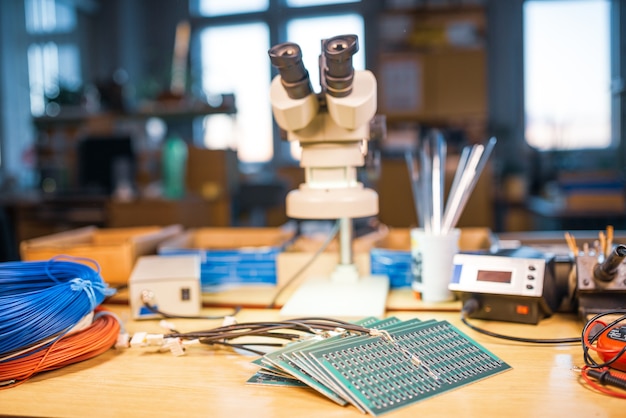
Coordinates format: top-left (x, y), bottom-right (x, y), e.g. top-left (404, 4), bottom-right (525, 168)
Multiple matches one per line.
top-left (268, 34), bottom-right (389, 318)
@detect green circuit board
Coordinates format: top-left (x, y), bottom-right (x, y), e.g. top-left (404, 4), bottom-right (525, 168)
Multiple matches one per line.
top-left (249, 317), bottom-right (511, 416)
top-left (246, 370), bottom-right (310, 387)
top-left (309, 319), bottom-right (511, 416)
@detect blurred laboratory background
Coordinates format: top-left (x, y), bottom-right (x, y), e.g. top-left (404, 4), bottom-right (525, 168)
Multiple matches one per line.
top-left (1, 0), bottom-right (625, 260)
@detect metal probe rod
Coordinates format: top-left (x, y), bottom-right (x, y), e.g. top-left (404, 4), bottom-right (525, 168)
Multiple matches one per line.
top-left (338, 217), bottom-right (353, 266)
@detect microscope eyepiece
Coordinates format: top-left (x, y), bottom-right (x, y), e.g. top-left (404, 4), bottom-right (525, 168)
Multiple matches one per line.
top-left (323, 34), bottom-right (358, 97)
top-left (268, 42), bottom-right (313, 100)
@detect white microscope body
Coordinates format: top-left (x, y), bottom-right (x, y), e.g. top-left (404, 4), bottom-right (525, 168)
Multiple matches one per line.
top-left (269, 34), bottom-right (389, 318)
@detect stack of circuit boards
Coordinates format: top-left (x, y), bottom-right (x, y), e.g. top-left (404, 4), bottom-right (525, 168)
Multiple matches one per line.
top-left (248, 317), bottom-right (511, 416)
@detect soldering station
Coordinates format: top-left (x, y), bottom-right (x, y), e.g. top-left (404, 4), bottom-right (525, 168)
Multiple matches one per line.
top-left (3, 31), bottom-right (626, 416)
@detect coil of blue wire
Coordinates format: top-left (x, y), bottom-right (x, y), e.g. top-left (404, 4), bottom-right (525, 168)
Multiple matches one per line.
top-left (0, 256), bottom-right (116, 359)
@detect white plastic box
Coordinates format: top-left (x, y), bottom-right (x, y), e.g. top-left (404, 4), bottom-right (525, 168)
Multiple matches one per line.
top-left (129, 254), bottom-right (202, 319)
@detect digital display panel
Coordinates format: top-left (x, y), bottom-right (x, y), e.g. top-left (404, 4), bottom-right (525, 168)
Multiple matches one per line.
top-left (476, 270), bottom-right (513, 284)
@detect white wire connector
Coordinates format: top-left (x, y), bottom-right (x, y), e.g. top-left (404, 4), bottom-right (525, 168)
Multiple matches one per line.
top-left (369, 328), bottom-right (393, 342)
top-left (129, 331), bottom-right (191, 356)
top-left (115, 332), bottom-right (130, 349)
top-left (320, 327), bottom-right (348, 338)
top-left (182, 338), bottom-right (200, 347)
top-left (162, 338), bottom-right (185, 356)
top-left (159, 320), bottom-right (177, 331)
top-left (130, 332), bottom-right (148, 348)
top-left (145, 333), bottom-right (164, 347)
top-left (129, 332), bottom-right (165, 348)
top-left (128, 331), bottom-right (196, 357)
top-left (159, 338), bottom-right (200, 356)
top-left (222, 316), bottom-right (237, 327)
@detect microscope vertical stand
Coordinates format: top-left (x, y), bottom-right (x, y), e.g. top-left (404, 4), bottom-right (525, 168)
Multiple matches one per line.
top-left (279, 217), bottom-right (389, 319)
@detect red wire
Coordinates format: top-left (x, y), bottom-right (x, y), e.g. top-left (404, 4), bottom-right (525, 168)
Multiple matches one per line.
top-left (583, 320), bottom-right (606, 353)
top-left (581, 319), bottom-right (626, 398)
top-left (0, 309), bottom-right (120, 389)
top-left (581, 366), bottom-right (626, 399)
top-left (583, 320), bottom-right (624, 360)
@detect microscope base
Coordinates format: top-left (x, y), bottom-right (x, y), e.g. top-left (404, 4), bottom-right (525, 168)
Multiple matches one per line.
top-left (279, 275), bottom-right (389, 320)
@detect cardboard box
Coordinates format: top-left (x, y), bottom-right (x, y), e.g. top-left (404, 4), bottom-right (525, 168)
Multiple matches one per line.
top-left (379, 49), bottom-right (486, 121)
top-left (107, 197), bottom-right (213, 228)
top-left (158, 227), bottom-right (295, 292)
top-left (186, 147), bottom-right (239, 198)
top-left (20, 225), bottom-right (183, 285)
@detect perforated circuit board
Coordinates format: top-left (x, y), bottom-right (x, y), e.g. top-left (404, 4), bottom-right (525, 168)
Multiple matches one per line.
top-left (248, 317), bottom-right (510, 416)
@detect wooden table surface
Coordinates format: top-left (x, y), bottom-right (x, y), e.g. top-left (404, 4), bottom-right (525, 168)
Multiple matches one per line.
top-left (1, 303), bottom-right (623, 418)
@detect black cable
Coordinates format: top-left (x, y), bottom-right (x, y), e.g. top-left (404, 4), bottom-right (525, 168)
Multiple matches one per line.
top-left (202, 341), bottom-right (285, 356)
top-left (142, 303), bottom-right (242, 320)
top-left (460, 298), bottom-right (581, 344)
top-left (581, 311), bottom-right (626, 369)
top-left (164, 317), bottom-right (371, 344)
top-left (266, 220), bottom-right (340, 309)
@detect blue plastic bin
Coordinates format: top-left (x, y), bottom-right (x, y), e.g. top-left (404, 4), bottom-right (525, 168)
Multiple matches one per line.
top-left (370, 248), bottom-right (412, 289)
top-left (158, 227), bottom-right (294, 292)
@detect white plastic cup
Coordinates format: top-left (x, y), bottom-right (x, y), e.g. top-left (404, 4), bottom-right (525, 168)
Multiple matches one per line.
top-left (410, 228), bottom-right (460, 302)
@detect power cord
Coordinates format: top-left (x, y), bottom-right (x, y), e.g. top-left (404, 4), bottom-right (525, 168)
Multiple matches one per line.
top-left (460, 298), bottom-right (580, 344)
top-left (266, 220), bottom-right (340, 309)
top-left (162, 317), bottom-right (373, 355)
top-left (141, 300), bottom-right (242, 320)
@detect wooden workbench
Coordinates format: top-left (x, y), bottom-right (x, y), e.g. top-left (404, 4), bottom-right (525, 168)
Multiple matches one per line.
top-left (1, 303), bottom-right (622, 418)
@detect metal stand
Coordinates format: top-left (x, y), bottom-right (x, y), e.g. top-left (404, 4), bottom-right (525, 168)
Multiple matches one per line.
top-left (280, 218), bottom-right (389, 319)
